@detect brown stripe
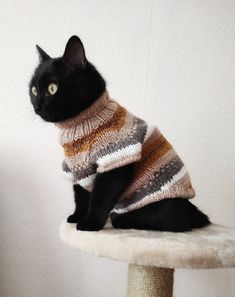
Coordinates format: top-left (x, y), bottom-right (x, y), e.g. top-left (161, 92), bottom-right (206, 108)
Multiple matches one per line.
top-left (135, 131), bottom-right (172, 177)
top-left (63, 105), bottom-right (127, 157)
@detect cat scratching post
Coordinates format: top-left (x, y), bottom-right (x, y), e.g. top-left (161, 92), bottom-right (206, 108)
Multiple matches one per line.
top-left (60, 222), bottom-right (235, 297)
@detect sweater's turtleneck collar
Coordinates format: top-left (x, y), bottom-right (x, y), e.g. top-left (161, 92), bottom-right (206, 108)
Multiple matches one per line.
top-left (55, 90), bottom-right (115, 129)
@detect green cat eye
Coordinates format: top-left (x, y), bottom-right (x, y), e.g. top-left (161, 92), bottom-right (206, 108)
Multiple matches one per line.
top-left (31, 86), bottom-right (37, 96)
top-left (48, 83), bottom-right (58, 95)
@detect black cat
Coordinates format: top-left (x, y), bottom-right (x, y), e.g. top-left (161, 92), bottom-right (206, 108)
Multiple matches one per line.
top-left (29, 36), bottom-right (210, 232)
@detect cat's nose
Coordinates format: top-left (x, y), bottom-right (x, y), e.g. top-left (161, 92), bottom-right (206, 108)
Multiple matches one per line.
top-left (34, 97), bottom-right (43, 111)
top-left (34, 103), bottom-right (42, 112)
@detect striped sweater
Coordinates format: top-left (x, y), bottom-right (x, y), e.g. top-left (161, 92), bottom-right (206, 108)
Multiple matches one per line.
top-left (56, 90), bottom-right (195, 216)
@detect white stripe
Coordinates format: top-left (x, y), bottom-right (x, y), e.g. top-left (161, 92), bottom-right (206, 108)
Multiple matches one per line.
top-left (111, 166), bottom-right (187, 214)
top-left (78, 173), bottom-right (96, 188)
top-left (97, 143), bottom-right (142, 168)
top-left (62, 171), bottom-right (74, 182)
top-left (143, 124), bottom-right (155, 143)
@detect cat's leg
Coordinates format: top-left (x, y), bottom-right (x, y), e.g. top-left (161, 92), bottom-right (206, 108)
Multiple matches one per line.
top-left (67, 184), bottom-right (91, 223)
top-left (111, 198), bottom-right (210, 232)
top-left (77, 163), bottom-right (135, 231)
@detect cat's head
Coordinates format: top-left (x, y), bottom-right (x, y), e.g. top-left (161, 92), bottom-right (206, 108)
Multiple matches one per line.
top-left (29, 36), bottom-right (106, 122)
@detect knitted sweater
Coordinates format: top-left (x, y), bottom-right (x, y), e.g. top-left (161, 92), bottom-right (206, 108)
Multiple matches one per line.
top-left (56, 90), bottom-right (195, 216)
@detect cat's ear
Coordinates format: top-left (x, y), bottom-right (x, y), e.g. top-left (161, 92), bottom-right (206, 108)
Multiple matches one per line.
top-left (62, 36), bottom-right (86, 67)
top-left (36, 45), bottom-right (51, 62)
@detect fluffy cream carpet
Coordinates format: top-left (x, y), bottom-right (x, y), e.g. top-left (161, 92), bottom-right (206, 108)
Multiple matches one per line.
top-left (60, 222), bottom-right (235, 269)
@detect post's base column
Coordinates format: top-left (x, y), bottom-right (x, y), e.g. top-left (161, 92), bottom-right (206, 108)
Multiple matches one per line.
top-left (127, 264), bottom-right (174, 297)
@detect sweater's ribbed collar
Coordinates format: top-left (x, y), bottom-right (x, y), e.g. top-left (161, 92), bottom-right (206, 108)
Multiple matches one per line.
top-left (55, 90), bottom-right (113, 129)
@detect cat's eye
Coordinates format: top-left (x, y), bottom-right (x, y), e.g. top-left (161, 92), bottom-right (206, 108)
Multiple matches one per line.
top-left (31, 86), bottom-right (37, 96)
top-left (48, 83), bottom-right (58, 95)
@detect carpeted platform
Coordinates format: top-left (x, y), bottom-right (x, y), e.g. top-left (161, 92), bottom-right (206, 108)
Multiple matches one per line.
top-left (60, 222), bottom-right (235, 269)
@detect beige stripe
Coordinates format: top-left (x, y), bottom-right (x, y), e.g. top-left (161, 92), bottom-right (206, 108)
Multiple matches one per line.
top-left (90, 111), bottom-right (136, 153)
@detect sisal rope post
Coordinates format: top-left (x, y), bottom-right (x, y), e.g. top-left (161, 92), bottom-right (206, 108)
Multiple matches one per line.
top-left (127, 264), bottom-right (174, 297)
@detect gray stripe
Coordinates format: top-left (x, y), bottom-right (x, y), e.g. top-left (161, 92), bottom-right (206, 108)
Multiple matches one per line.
top-left (62, 159), bottom-right (97, 181)
top-left (62, 161), bottom-right (71, 173)
top-left (71, 164), bottom-right (97, 181)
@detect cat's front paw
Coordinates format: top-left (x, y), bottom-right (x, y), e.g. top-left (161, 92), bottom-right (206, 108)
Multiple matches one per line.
top-left (76, 219), bottom-right (104, 231)
top-left (67, 214), bottom-right (81, 223)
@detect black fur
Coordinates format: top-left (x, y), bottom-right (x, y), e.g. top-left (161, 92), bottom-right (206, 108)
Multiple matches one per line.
top-left (76, 163), bottom-right (135, 231)
top-left (67, 184), bottom-right (91, 224)
top-left (29, 35), bottom-right (210, 232)
top-left (29, 36), bottom-right (105, 123)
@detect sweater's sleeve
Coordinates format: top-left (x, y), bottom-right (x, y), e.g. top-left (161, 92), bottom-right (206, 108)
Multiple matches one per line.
top-left (62, 160), bottom-right (96, 191)
top-left (62, 160), bottom-right (74, 183)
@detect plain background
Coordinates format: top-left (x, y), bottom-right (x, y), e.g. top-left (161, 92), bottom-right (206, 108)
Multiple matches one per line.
top-left (0, 1), bottom-right (234, 296)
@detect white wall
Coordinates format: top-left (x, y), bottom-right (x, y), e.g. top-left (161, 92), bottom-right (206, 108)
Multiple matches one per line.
top-left (0, 1), bottom-right (234, 296)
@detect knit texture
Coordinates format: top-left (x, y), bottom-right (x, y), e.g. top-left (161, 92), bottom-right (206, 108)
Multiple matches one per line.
top-left (56, 90), bottom-right (195, 216)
